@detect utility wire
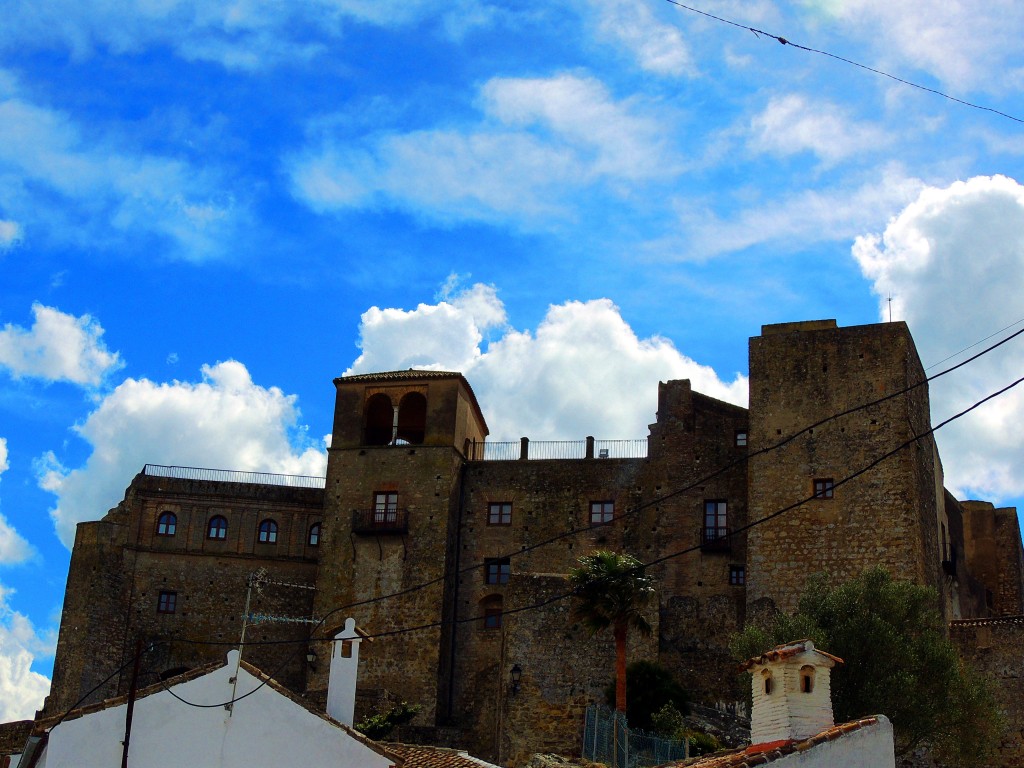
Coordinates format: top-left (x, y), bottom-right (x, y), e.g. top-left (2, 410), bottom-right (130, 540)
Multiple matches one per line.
top-left (166, 322), bottom-right (1024, 650)
top-left (661, 0), bottom-right (1024, 124)
top-left (925, 316), bottom-right (1024, 371)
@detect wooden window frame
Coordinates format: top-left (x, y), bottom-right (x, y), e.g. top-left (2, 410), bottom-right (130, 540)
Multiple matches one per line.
top-left (258, 519), bottom-right (278, 544)
top-left (156, 512), bottom-right (177, 537)
top-left (589, 500), bottom-right (614, 525)
top-left (485, 557), bottom-right (511, 585)
top-left (207, 516), bottom-right (228, 540)
top-left (813, 478), bottom-right (835, 499)
top-left (157, 591), bottom-right (177, 614)
top-left (488, 502), bottom-right (512, 526)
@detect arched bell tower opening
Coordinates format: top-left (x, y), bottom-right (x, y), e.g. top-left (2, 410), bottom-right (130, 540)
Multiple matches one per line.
top-left (397, 392), bottom-right (427, 444)
top-left (364, 393), bottom-right (394, 446)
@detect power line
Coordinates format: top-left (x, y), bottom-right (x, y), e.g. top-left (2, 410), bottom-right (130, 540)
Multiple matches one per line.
top-left (925, 316), bottom-right (1024, 371)
top-left (661, 0), bottom-right (1024, 124)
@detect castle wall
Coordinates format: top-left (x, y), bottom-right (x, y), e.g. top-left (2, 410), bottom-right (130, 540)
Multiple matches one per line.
top-left (746, 321), bottom-right (945, 615)
top-left (950, 617), bottom-right (1024, 768)
top-left (961, 501), bottom-right (1024, 616)
top-left (46, 473), bottom-right (323, 714)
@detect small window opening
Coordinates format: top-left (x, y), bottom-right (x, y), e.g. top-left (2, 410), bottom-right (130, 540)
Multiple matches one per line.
top-left (734, 430), bottom-right (748, 447)
top-left (590, 500), bottom-right (614, 525)
top-left (488, 502), bottom-right (512, 526)
top-left (341, 640), bottom-right (353, 658)
top-left (729, 565), bottom-right (745, 586)
top-left (157, 591), bottom-right (177, 614)
top-left (481, 594), bottom-right (503, 629)
top-left (485, 557), bottom-right (511, 585)
top-left (762, 669), bottom-right (773, 695)
top-left (156, 512), bottom-right (177, 537)
top-left (258, 519), bottom-right (278, 544)
top-left (308, 522), bottom-right (321, 546)
top-left (813, 478), bottom-right (834, 499)
top-left (801, 665), bottom-right (815, 693)
top-left (207, 516), bottom-right (228, 540)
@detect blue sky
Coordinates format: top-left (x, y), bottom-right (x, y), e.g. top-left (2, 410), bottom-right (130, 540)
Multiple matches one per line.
top-left (2, 0), bottom-right (1024, 719)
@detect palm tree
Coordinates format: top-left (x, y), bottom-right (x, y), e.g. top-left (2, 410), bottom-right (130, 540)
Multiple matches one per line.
top-left (569, 550), bottom-right (655, 714)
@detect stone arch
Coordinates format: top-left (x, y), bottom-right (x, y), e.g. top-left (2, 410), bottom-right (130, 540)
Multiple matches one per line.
top-left (396, 392), bottom-right (427, 444)
top-left (480, 593), bottom-right (504, 629)
top-left (364, 393), bottom-right (394, 445)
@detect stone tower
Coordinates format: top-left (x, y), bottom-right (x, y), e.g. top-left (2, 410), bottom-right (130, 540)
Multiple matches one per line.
top-left (309, 371), bottom-right (488, 724)
top-left (745, 320), bottom-right (947, 615)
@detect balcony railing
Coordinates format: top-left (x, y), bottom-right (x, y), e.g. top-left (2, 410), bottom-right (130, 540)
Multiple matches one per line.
top-left (467, 438), bottom-right (648, 461)
top-left (352, 508), bottom-right (410, 535)
top-left (700, 526), bottom-right (732, 552)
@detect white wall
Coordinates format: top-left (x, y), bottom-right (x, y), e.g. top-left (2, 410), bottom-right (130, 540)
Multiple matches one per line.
top-left (767, 717), bottom-right (896, 768)
top-left (36, 652), bottom-right (394, 768)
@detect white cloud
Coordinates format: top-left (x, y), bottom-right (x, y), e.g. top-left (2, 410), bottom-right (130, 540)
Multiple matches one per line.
top-left (811, 0), bottom-right (1024, 92)
top-left (347, 282), bottom-right (747, 441)
top-left (673, 163), bottom-right (925, 260)
top-left (852, 174), bottom-right (1024, 500)
top-left (0, 438), bottom-right (34, 566)
top-left (748, 94), bottom-right (888, 165)
top-left (589, 0), bottom-right (695, 76)
top-left (289, 73), bottom-right (677, 225)
top-left (0, 304), bottom-right (122, 386)
top-left (38, 361), bottom-right (327, 548)
top-left (0, 584), bottom-right (52, 722)
top-left (0, 0), bottom-right (487, 70)
top-left (0, 77), bottom-right (240, 262)
top-left (0, 219), bottom-right (20, 250)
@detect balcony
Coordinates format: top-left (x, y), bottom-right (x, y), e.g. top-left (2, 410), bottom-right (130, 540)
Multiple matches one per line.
top-left (352, 508), bottom-right (410, 535)
top-left (700, 526), bottom-right (732, 553)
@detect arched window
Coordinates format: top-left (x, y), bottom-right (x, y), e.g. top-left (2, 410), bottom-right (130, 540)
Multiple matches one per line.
top-left (396, 392), bottom-right (427, 444)
top-left (308, 522), bottom-right (321, 546)
top-left (480, 594), bottom-right (503, 629)
top-left (800, 665), bottom-right (815, 693)
top-left (762, 669), bottom-right (774, 695)
top-left (207, 516), bottom-right (228, 540)
top-left (156, 512), bottom-right (177, 536)
top-left (258, 519), bottom-right (278, 544)
top-left (364, 393), bottom-right (394, 446)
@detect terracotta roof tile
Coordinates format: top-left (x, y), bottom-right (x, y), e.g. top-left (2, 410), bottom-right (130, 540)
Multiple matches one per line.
top-left (950, 615), bottom-right (1024, 628)
top-left (739, 640), bottom-right (843, 671)
top-left (662, 718), bottom-right (880, 768)
top-left (385, 743), bottom-right (499, 768)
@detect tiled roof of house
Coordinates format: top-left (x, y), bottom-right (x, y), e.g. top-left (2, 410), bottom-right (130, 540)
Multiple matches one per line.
top-left (385, 743), bottom-right (500, 768)
top-left (739, 640), bottom-right (843, 671)
top-left (664, 718), bottom-right (880, 767)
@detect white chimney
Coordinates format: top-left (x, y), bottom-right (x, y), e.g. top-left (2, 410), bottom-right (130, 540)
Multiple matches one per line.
top-left (742, 640), bottom-right (843, 744)
top-left (327, 617), bottom-right (363, 726)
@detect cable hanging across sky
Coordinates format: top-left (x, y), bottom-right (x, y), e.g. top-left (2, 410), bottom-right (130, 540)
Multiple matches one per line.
top-left (661, 0), bottom-right (1024, 124)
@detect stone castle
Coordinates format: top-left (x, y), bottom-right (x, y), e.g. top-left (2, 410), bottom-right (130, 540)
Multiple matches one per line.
top-left (45, 319), bottom-right (1024, 766)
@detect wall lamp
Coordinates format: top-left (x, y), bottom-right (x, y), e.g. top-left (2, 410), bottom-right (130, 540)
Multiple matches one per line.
top-left (509, 663), bottom-right (523, 696)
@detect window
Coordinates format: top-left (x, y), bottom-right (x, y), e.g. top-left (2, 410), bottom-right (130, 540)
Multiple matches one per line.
top-left (813, 478), bottom-right (834, 499)
top-left (762, 669), bottom-right (773, 696)
top-left (704, 500), bottom-right (728, 538)
top-left (735, 430), bottom-right (748, 447)
top-left (590, 500), bottom-right (614, 525)
top-left (729, 565), bottom-right (745, 586)
top-left (481, 594), bottom-right (503, 629)
top-left (488, 502), bottom-right (512, 526)
top-left (156, 512), bottom-right (176, 537)
top-left (373, 492), bottom-right (398, 525)
top-left (207, 516), bottom-right (228, 540)
top-left (800, 665), bottom-right (815, 693)
top-left (364, 393), bottom-right (394, 446)
top-left (308, 522), bottom-right (321, 546)
top-left (157, 591), bottom-right (177, 614)
top-left (258, 519), bottom-right (278, 544)
top-left (485, 558), bottom-right (511, 585)
top-left (484, 607), bottom-right (503, 629)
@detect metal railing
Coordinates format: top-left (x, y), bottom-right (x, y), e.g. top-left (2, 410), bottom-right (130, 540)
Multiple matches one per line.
top-left (143, 464), bottom-right (326, 489)
top-left (582, 705), bottom-right (688, 768)
top-left (700, 526), bottom-right (732, 552)
top-left (468, 438), bottom-right (648, 461)
top-left (352, 508), bottom-right (410, 534)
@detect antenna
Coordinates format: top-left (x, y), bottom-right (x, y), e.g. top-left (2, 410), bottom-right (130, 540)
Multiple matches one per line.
top-left (888, 293), bottom-right (893, 323)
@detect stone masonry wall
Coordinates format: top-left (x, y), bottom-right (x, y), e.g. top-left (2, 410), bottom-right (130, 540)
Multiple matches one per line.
top-left (746, 321), bottom-right (943, 615)
top-left (950, 617), bottom-right (1024, 767)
